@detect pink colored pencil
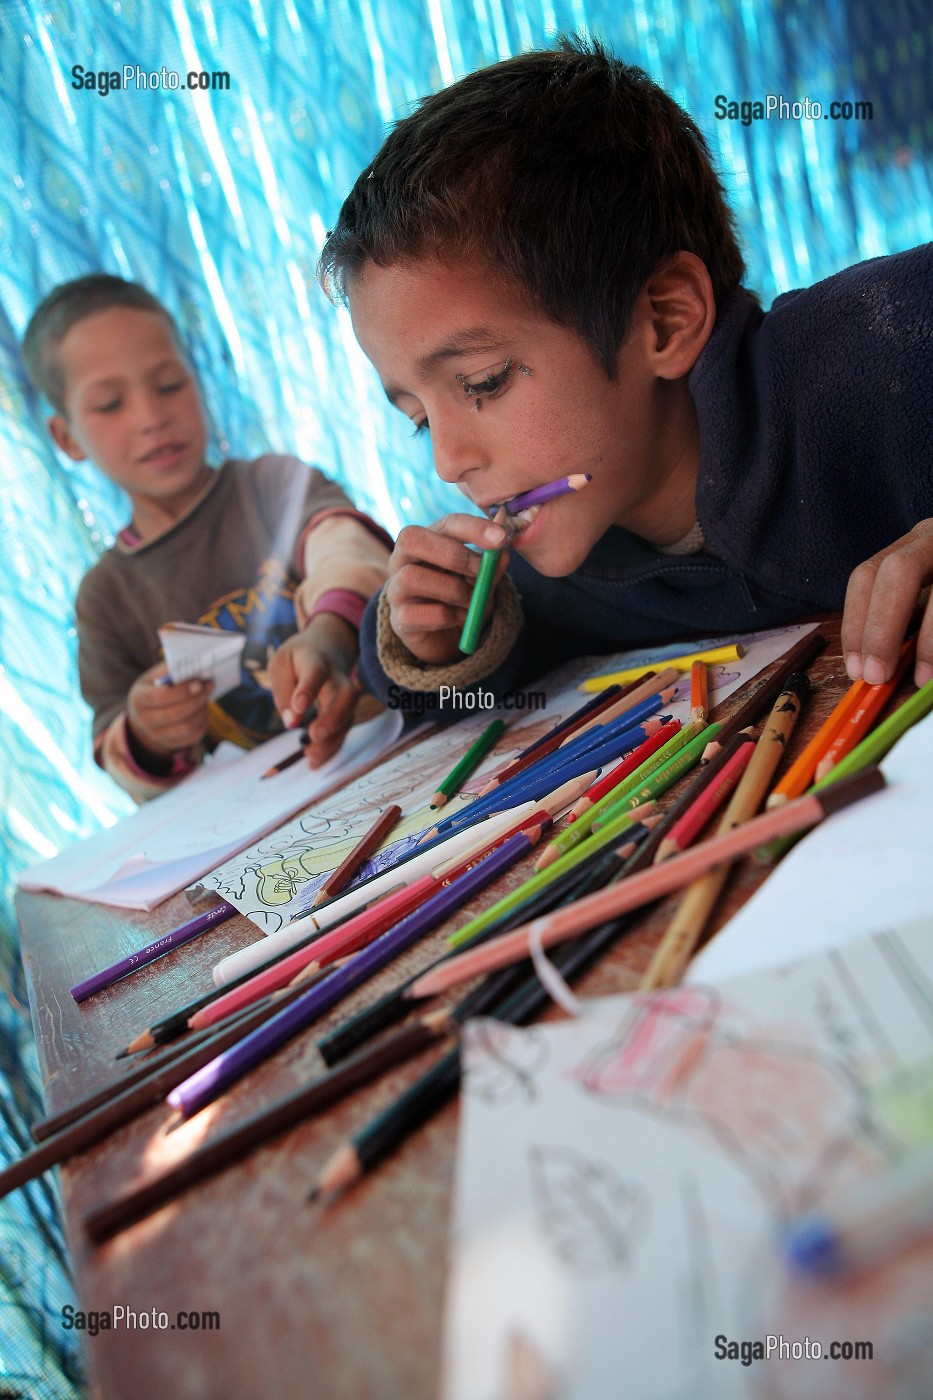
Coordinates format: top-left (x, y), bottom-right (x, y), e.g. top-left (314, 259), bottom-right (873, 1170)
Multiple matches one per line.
top-left (405, 767), bottom-right (886, 1000)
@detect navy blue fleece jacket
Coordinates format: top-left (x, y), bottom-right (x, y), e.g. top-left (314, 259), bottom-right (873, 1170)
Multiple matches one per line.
top-left (360, 245), bottom-right (933, 712)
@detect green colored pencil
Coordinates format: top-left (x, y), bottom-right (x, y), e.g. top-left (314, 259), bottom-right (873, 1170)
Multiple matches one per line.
top-left (539, 719), bottom-right (704, 867)
top-left (591, 721), bottom-right (721, 828)
top-left (459, 547), bottom-right (500, 654)
top-left (431, 719), bottom-right (506, 807)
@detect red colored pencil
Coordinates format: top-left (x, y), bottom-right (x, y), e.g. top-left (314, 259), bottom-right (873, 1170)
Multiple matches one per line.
top-left (568, 719), bottom-right (682, 820)
top-left (191, 808), bottom-right (553, 1030)
top-left (653, 734), bottom-right (755, 860)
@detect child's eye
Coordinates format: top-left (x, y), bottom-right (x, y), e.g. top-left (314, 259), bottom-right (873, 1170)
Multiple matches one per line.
top-left (411, 417), bottom-right (430, 438)
top-left (93, 400), bottom-right (121, 413)
top-left (456, 357), bottom-right (515, 403)
top-left (158, 380), bottom-right (186, 394)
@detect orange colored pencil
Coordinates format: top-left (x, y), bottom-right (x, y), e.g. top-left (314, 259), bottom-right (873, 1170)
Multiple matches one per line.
top-left (813, 639), bottom-right (916, 781)
top-left (765, 678), bottom-right (867, 806)
top-left (689, 660), bottom-right (708, 725)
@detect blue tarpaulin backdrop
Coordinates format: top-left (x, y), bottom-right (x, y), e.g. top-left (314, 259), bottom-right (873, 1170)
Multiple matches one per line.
top-left (0, 0), bottom-right (930, 1392)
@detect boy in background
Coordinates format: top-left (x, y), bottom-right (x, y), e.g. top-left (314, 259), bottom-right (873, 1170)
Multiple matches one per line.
top-left (23, 275), bottom-right (391, 800)
top-left (317, 40), bottom-right (933, 713)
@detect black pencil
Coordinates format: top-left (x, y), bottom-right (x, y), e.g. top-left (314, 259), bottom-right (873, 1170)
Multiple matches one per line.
top-left (82, 1015), bottom-right (449, 1243)
top-left (701, 629), bottom-right (825, 762)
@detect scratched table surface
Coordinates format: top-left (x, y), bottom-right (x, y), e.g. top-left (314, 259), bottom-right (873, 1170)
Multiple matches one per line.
top-left (17, 618), bottom-right (883, 1399)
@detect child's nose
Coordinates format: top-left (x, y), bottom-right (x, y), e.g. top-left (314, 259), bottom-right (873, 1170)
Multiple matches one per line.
top-left (136, 390), bottom-right (171, 430)
top-left (430, 404), bottom-right (488, 486)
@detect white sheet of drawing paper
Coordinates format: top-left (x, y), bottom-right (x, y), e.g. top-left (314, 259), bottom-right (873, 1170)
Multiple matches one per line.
top-left (158, 621), bottom-right (247, 698)
top-left (690, 707), bottom-right (933, 986)
top-left (445, 923), bottom-right (933, 1400)
top-left (17, 709), bottom-right (402, 910)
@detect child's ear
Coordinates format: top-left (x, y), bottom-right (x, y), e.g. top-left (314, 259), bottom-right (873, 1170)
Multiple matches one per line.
top-left (643, 252), bottom-right (716, 379)
top-left (48, 414), bottom-right (87, 461)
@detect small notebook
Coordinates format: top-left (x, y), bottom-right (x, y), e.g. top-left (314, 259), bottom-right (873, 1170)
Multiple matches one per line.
top-left (158, 621), bottom-right (246, 697)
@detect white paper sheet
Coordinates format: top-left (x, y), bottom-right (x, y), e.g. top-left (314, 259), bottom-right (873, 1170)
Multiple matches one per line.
top-left (17, 709), bottom-right (402, 910)
top-left (446, 924), bottom-right (933, 1400)
top-left (690, 706), bottom-right (933, 986)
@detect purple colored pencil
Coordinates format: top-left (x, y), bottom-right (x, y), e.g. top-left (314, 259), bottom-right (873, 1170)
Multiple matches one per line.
top-left (167, 832), bottom-right (534, 1117)
top-left (70, 900), bottom-right (238, 1003)
top-left (505, 473), bottom-right (592, 514)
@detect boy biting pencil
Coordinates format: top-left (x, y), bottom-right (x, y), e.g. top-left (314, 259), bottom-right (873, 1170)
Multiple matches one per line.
top-left (317, 39), bottom-right (933, 717)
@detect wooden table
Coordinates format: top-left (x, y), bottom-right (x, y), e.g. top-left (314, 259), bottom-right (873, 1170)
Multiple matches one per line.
top-left (16, 620), bottom-right (864, 1399)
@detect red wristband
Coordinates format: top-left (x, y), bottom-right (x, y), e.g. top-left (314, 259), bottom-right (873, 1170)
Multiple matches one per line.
top-left (305, 588), bottom-right (367, 631)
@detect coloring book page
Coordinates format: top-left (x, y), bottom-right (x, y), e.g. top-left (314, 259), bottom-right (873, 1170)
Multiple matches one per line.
top-left (17, 709), bottom-right (402, 910)
top-left (196, 625), bottom-right (816, 933)
top-left (445, 922), bottom-right (933, 1400)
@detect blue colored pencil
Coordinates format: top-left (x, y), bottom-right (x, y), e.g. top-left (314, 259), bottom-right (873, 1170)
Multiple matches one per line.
top-left (434, 707), bottom-right (668, 835)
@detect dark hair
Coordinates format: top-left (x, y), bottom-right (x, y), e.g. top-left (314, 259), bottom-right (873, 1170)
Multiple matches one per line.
top-left (22, 274), bottom-right (181, 413)
top-left (319, 37), bottom-right (745, 375)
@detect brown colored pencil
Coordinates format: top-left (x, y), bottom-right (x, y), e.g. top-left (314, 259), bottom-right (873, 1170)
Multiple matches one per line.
top-left (640, 674), bottom-right (810, 989)
top-left (310, 804), bottom-right (402, 907)
top-left (701, 629), bottom-right (825, 762)
top-left (260, 731), bottom-right (309, 780)
top-left (83, 1015), bottom-right (450, 1243)
top-left (406, 767), bottom-right (884, 998)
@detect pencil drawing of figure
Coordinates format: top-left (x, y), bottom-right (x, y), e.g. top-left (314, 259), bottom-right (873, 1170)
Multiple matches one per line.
top-left (575, 988), bottom-right (885, 1215)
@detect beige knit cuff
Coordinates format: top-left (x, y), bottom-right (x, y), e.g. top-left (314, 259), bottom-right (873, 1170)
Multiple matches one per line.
top-left (375, 575), bottom-right (524, 691)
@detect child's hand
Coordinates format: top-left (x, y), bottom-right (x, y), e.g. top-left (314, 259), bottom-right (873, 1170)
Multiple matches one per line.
top-left (385, 514), bottom-right (510, 664)
top-left (126, 664), bottom-right (213, 762)
top-left (842, 519), bottom-right (933, 687)
top-left (269, 615), bottom-right (363, 768)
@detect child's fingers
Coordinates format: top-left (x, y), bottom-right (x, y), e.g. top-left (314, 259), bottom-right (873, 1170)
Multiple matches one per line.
top-left (271, 649), bottom-right (329, 727)
top-left (386, 561), bottom-right (477, 614)
top-left (915, 594), bottom-right (933, 688)
top-left (305, 677), bottom-right (362, 767)
top-left (390, 600), bottom-right (468, 635)
top-left (392, 517), bottom-right (507, 577)
top-left (132, 679), bottom-right (211, 723)
top-left (842, 523), bottom-right (933, 683)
